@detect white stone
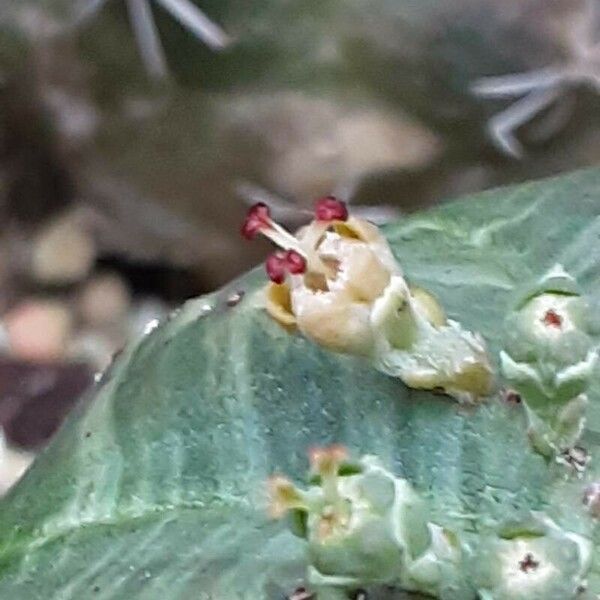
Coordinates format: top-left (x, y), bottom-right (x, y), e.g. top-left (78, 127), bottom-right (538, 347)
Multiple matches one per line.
top-left (31, 213), bottom-right (96, 285)
top-left (5, 299), bottom-right (73, 362)
top-left (78, 273), bottom-right (131, 326)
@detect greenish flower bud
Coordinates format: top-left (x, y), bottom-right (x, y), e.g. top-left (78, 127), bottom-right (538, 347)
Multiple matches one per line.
top-left (500, 265), bottom-right (598, 455)
top-left (268, 448), bottom-right (464, 598)
top-left (371, 276), bottom-right (493, 403)
top-left (476, 515), bottom-right (592, 600)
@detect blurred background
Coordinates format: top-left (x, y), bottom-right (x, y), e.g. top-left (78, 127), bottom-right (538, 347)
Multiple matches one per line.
top-left (0, 0), bottom-right (599, 490)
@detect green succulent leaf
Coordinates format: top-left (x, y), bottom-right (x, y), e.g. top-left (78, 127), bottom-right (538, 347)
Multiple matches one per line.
top-left (2, 169), bottom-right (600, 599)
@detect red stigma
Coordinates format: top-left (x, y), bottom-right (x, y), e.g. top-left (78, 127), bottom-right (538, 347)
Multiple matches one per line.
top-left (314, 196), bottom-right (348, 222)
top-left (265, 252), bottom-right (287, 284)
top-left (265, 250), bottom-right (306, 283)
top-left (543, 309), bottom-right (562, 329)
top-left (241, 202), bottom-right (272, 240)
top-left (285, 250), bottom-right (307, 274)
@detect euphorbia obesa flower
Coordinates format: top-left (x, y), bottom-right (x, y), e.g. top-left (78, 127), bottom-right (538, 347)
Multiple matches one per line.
top-left (242, 197), bottom-right (493, 402)
top-left (267, 447), bottom-right (463, 598)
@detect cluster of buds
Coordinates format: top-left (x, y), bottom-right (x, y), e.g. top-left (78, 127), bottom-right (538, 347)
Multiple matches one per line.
top-left (500, 265), bottom-right (599, 456)
top-left (242, 197), bottom-right (493, 402)
top-left (476, 516), bottom-right (592, 599)
top-left (267, 447), bottom-right (462, 598)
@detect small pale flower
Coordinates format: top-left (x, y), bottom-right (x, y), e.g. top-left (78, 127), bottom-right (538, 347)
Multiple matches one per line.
top-left (242, 197), bottom-right (398, 356)
top-left (242, 197), bottom-right (493, 402)
top-left (476, 516), bottom-right (592, 599)
top-left (265, 448), bottom-right (462, 596)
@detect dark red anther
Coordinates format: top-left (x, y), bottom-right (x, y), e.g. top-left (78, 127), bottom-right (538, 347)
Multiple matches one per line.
top-left (265, 252), bottom-right (287, 284)
top-left (285, 250), bottom-right (307, 274)
top-left (241, 203), bottom-right (272, 240)
top-left (543, 309), bottom-right (562, 329)
top-left (265, 250), bottom-right (306, 283)
top-left (314, 196), bottom-right (348, 222)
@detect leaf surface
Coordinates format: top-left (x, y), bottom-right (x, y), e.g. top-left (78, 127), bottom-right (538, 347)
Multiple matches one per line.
top-left (2, 169), bottom-right (600, 598)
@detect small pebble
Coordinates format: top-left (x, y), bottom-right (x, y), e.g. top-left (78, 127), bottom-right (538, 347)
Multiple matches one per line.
top-left (5, 299), bottom-right (72, 362)
top-left (31, 213), bottom-right (96, 285)
top-left (78, 273), bottom-right (131, 326)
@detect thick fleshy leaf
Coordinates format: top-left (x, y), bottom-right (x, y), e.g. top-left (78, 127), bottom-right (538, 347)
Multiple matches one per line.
top-left (1, 169), bottom-right (600, 598)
